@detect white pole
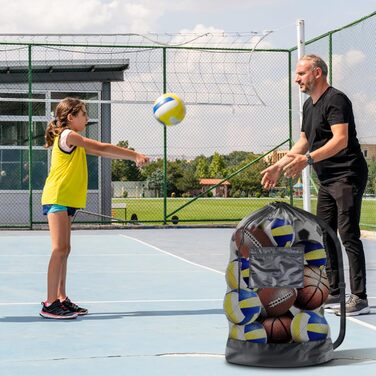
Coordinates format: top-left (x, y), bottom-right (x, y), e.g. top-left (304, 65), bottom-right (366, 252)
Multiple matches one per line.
top-left (296, 19), bottom-right (311, 212)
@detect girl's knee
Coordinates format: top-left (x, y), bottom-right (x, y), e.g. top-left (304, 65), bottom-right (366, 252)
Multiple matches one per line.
top-left (51, 245), bottom-right (70, 257)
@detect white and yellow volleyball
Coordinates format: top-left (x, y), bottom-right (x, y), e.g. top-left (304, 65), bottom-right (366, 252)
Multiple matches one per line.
top-left (225, 258), bottom-right (250, 290)
top-left (153, 93), bottom-right (186, 126)
top-left (244, 322), bottom-right (267, 343)
top-left (223, 288), bottom-right (261, 325)
top-left (291, 311), bottom-right (329, 342)
top-left (262, 217), bottom-right (295, 247)
top-left (228, 323), bottom-right (246, 341)
top-left (296, 240), bottom-right (327, 268)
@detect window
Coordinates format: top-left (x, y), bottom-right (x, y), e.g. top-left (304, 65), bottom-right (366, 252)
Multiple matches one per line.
top-left (0, 149), bottom-right (47, 190)
top-left (0, 90), bottom-right (100, 191)
top-left (0, 121), bottom-right (46, 146)
top-left (0, 93), bottom-right (46, 116)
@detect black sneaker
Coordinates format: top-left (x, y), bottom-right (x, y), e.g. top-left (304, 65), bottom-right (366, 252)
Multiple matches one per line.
top-left (336, 294), bottom-right (370, 316)
top-left (61, 297), bottom-right (88, 316)
top-left (40, 299), bottom-right (78, 319)
top-left (324, 294), bottom-right (341, 309)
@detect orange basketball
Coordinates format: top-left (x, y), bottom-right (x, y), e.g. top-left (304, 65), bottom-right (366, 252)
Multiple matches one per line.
top-left (295, 266), bottom-right (329, 310)
top-left (262, 315), bottom-right (292, 343)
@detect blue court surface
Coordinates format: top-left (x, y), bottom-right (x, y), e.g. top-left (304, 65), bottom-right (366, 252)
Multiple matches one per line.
top-left (0, 228), bottom-right (375, 375)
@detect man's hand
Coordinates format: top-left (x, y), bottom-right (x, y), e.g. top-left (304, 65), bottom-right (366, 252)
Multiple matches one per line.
top-left (261, 165), bottom-right (283, 189)
top-left (283, 153), bottom-right (308, 178)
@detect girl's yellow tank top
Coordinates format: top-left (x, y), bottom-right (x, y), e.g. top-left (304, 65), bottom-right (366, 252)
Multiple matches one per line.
top-left (41, 131), bottom-right (88, 208)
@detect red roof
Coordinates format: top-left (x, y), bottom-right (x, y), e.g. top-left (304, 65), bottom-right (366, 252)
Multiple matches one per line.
top-left (199, 178), bottom-right (231, 186)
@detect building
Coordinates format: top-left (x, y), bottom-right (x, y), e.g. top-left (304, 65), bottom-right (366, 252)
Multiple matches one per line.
top-left (199, 178), bottom-right (231, 198)
top-left (0, 59), bottom-right (129, 225)
top-left (263, 149), bottom-right (288, 165)
top-left (360, 144), bottom-right (376, 160)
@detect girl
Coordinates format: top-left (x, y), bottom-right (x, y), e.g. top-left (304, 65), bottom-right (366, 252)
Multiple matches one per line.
top-left (40, 97), bottom-right (149, 319)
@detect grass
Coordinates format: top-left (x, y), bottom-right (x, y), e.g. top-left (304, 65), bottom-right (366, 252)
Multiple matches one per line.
top-left (112, 197), bottom-right (376, 230)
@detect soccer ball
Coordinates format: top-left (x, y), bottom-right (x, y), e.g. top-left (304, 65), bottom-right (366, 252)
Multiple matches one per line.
top-left (153, 93), bottom-right (186, 126)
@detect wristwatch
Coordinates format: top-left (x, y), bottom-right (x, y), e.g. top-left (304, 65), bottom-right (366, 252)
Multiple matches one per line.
top-left (306, 153), bottom-right (314, 166)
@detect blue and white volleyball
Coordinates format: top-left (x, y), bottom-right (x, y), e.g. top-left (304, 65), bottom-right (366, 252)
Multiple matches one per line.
top-left (225, 258), bottom-right (250, 289)
top-left (244, 322), bottom-right (268, 343)
top-left (224, 288), bottom-right (261, 325)
top-left (291, 311), bottom-right (329, 342)
top-left (153, 93), bottom-right (186, 126)
top-left (296, 240), bottom-right (327, 268)
top-left (228, 322), bottom-right (267, 343)
top-left (263, 217), bottom-right (295, 247)
top-left (228, 323), bottom-right (246, 341)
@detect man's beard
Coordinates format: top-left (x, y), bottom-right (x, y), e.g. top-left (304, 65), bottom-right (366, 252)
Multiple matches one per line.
top-left (302, 78), bottom-right (316, 94)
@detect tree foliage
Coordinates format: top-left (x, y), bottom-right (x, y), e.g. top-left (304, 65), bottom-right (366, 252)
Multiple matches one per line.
top-left (111, 141), bottom-right (143, 181)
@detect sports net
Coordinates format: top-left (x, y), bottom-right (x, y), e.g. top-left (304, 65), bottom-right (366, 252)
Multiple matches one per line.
top-left (0, 13), bottom-right (375, 228)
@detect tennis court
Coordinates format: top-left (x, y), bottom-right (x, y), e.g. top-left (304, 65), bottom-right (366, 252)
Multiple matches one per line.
top-left (0, 228), bottom-right (375, 375)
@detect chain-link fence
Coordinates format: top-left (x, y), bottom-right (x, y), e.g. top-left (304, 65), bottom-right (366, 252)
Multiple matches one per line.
top-left (0, 11), bottom-right (375, 229)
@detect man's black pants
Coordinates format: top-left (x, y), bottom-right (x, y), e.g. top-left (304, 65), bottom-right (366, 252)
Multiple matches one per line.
top-left (317, 165), bottom-right (368, 299)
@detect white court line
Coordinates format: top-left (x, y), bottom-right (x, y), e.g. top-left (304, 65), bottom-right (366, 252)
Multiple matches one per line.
top-left (119, 234), bottom-right (225, 276)
top-left (120, 235), bottom-right (376, 332)
top-left (347, 316), bottom-right (376, 332)
top-left (0, 298), bottom-right (223, 306)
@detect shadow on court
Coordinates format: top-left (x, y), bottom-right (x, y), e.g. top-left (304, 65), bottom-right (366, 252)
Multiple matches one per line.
top-left (330, 348), bottom-right (376, 365)
top-left (0, 308), bottom-right (224, 323)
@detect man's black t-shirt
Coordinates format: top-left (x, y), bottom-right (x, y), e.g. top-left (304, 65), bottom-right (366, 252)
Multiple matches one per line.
top-left (302, 86), bottom-right (364, 184)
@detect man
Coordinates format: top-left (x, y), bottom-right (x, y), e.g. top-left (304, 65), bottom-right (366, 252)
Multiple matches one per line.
top-left (261, 54), bottom-right (369, 316)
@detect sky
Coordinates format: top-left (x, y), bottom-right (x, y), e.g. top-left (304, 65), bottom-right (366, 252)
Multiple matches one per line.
top-left (0, 0), bottom-right (375, 48)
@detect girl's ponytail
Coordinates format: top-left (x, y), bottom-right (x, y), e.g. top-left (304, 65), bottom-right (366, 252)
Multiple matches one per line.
top-left (44, 119), bottom-right (59, 148)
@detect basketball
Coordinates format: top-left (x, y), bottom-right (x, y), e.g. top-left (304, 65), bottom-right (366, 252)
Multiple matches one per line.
top-left (262, 315), bottom-right (292, 343)
top-left (225, 258), bottom-right (250, 289)
top-left (291, 311), bottom-right (329, 342)
top-left (153, 93), bottom-right (186, 126)
top-left (294, 266), bottom-right (329, 310)
top-left (223, 288), bottom-right (261, 325)
top-left (232, 224), bottom-right (274, 258)
top-left (262, 217), bottom-right (295, 247)
top-left (295, 240), bottom-right (327, 268)
top-left (257, 287), bottom-right (297, 317)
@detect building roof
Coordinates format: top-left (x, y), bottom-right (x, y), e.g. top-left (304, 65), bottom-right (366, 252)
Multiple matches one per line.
top-left (200, 178), bottom-right (231, 186)
top-left (0, 59), bottom-right (129, 83)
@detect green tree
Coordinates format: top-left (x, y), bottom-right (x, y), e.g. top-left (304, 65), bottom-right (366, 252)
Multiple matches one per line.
top-left (195, 155), bottom-right (209, 179)
top-left (111, 141), bottom-right (143, 181)
top-left (209, 152), bottom-right (225, 178)
top-left (175, 164), bottom-right (200, 193)
top-left (230, 157), bottom-right (267, 197)
top-left (145, 168), bottom-right (164, 197)
top-left (366, 160), bottom-right (376, 195)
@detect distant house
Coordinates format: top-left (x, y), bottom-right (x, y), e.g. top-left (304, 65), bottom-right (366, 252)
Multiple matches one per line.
top-left (360, 144), bottom-right (376, 160)
top-left (199, 178), bottom-right (231, 198)
top-left (263, 150), bottom-right (288, 165)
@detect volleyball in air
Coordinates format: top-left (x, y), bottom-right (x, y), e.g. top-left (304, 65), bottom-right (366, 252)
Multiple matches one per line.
top-left (153, 93), bottom-right (186, 126)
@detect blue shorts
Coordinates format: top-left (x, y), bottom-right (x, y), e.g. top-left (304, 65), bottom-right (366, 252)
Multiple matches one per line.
top-left (42, 204), bottom-right (78, 217)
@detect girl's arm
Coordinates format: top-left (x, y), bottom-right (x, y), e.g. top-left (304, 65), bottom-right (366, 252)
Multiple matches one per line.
top-left (67, 131), bottom-right (149, 167)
